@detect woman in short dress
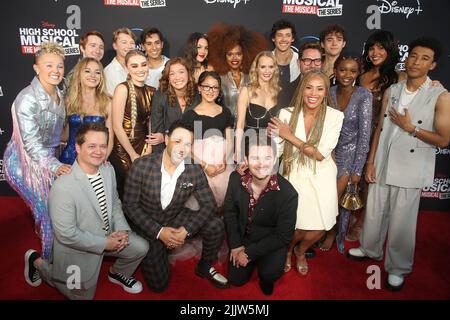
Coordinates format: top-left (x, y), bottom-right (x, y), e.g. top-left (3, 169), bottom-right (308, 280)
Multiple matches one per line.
top-left (3, 42), bottom-right (70, 259)
top-left (235, 51), bottom-right (281, 171)
top-left (110, 49), bottom-right (154, 198)
top-left (330, 55), bottom-right (372, 253)
top-left (269, 71), bottom-right (344, 275)
top-left (60, 57), bottom-right (113, 165)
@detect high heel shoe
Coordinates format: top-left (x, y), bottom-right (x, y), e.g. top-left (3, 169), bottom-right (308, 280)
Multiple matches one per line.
top-left (284, 251), bottom-right (292, 273)
top-left (294, 249), bottom-right (308, 276)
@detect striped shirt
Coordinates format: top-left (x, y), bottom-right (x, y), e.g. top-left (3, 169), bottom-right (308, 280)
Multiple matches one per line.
top-left (87, 171), bottom-right (109, 233)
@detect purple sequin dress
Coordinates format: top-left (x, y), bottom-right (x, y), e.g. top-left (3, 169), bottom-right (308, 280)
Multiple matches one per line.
top-left (330, 85), bottom-right (372, 253)
top-left (331, 86), bottom-right (373, 178)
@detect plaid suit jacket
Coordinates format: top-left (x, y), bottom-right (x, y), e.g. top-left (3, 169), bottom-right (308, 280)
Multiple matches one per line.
top-left (123, 151), bottom-right (217, 240)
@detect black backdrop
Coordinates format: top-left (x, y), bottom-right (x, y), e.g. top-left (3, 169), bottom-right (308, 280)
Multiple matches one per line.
top-left (0, 0), bottom-right (449, 211)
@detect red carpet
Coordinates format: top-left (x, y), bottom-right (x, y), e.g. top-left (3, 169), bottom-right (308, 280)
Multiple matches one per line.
top-left (1, 196), bottom-right (449, 300)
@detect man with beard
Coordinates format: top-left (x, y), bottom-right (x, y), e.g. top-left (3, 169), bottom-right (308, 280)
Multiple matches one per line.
top-left (123, 120), bottom-right (228, 292)
top-left (224, 136), bottom-right (297, 295)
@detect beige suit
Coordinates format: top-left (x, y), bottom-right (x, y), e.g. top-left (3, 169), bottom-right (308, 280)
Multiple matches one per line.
top-left (279, 106), bottom-right (344, 230)
top-left (360, 80), bottom-right (446, 276)
top-left (38, 161), bottom-right (148, 300)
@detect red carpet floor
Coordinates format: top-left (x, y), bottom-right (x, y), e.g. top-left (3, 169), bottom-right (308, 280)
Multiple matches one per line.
top-left (1, 196), bottom-right (449, 300)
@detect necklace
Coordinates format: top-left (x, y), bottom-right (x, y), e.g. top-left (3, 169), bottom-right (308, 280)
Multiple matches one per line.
top-left (247, 105), bottom-right (276, 129)
top-left (405, 77), bottom-right (431, 94)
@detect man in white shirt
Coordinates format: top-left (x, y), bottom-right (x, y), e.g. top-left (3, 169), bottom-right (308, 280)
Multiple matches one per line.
top-left (141, 27), bottom-right (169, 89)
top-left (123, 120), bottom-right (228, 292)
top-left (104, 28), bottom-right (136, 96)
top-left (347, 37), bottom-right (450, 292)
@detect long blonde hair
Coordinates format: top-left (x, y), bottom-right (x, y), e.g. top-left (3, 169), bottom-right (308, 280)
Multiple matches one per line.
top-left (248, 51), bottom-right (281, 100)
top-left (282, 71), bottom-right (331, 176)
top-left (65, 57), bottom-right (109, 117)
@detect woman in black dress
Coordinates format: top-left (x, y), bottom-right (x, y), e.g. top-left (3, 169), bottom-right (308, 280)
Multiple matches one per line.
top-left (182, 71), bottom-right (234, 208)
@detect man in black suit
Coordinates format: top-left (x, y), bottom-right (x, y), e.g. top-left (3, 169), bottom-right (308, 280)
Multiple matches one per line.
top-left (224, 136), bottom-right (298, 295)
top-left (123, 120), bottom-right (228, 292)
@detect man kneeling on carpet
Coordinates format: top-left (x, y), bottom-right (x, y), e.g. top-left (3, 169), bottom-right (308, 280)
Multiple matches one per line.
top-left (24, 123), bottom-right (149, 300)
top-left (123, 120), bottom-right (228, 292)
top-left (224, 136), bottom-right (298, 295)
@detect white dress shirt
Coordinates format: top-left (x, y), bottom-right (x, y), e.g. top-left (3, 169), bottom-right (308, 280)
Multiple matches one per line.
top-left (145, 55), bottom-right (169, 89)
top-left (104, 57), bottom-right (128, 96)
top-left (157, 154), bottom-right (186, 239)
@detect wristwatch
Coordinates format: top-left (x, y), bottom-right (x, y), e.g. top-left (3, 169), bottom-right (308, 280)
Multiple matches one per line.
top-left (411, 126), bottom-right (420, 137)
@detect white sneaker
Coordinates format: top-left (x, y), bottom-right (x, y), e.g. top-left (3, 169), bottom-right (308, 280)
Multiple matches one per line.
top-left (386, 274), bottom-right (404, 291)
top-left (108, 271), bottom-right (143, 294)
top-left (346, 247), bottom-right (368, 261)
top-left (24, 249), bottom-right (42, 287)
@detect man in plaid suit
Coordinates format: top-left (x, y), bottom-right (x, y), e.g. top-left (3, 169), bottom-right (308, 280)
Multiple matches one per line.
top-left (123, 120), bottom-right (228, 292)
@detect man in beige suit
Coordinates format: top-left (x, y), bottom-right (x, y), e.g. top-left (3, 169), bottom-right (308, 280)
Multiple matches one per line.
top-left (346, 37), bottom-right (450, 291)
top-left (24, 122), bottom-right (148, 299)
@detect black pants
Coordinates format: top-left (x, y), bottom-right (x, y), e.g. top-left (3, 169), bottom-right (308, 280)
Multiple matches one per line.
top-left (228, 246), bottom-right (287, 286)
top-left (108, 155), bottom-right (127, 200)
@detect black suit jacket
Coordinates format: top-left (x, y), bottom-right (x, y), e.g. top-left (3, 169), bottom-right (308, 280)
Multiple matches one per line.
top-left (223, 171), bottom-right (298, 261)
top-left (123, 152), bottom-right (216, 240)
top-left (150, 91), bottom-right (201, 153)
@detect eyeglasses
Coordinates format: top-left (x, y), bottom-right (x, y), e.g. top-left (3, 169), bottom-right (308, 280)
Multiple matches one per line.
top-left (201, 85), bottom-right (220, 92)
top-left (301, 58), bottom-right (322, 66)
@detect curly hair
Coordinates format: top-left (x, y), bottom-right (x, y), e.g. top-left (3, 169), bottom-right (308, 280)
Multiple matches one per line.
top-left (207, 23), bottom-right (268, 75)
top-left (65, 57), bottom-right (110, 117)
top-left (361, 30), bottom-right (399, 94)
top-left (270, 19), bottom-right (297, 40)
top-left (248, 51), bottom-right (281, 100)
top-left (319, 24), bottom-right (346, 42)
top-left (159, 57), bottom-right (196, 107)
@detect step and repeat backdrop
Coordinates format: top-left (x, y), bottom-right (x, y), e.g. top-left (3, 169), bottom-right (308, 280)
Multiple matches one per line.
top-left (0, 0), bottom-right (449, 210)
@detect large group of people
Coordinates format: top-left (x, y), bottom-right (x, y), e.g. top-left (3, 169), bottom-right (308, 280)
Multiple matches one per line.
top-left (3, 19), bottom-right (449, 300)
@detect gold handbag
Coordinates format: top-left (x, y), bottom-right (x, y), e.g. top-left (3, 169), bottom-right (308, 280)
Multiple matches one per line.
top-left (340, 183), bottom-right (364, 211)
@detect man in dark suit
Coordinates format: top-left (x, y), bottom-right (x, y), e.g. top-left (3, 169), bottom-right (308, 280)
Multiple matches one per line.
top-left (224, 136), bottom-right (298, 295)
top-left (123, 120), bottom-right (228, 292)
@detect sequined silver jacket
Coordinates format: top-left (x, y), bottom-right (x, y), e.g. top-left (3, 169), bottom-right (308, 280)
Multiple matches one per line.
top-left (9, 76), bottom-right (65, 173)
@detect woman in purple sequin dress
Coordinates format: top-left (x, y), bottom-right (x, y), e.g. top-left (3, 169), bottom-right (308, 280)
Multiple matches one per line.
top-left (323, 55), bottom-right (372, 253)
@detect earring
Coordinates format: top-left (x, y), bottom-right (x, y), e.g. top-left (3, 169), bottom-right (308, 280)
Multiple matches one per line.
top-left (352, 80), bottom-right (356, 86)
top-left (333, 77), bottom-right (336, 85)
top-left (365, 56), bottom-right (371, 63)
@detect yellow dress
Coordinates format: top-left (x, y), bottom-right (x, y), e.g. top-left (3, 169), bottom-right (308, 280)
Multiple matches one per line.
top-left (278, 106), bottom-right (344, 231)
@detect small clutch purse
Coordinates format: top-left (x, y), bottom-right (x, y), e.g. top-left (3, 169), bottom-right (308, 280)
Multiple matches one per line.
top-left (340, 183), bottom-right (364, 211)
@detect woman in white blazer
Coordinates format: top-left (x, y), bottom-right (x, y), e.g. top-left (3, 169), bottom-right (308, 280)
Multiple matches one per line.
top-left (269, 70), bottom-right (343, 276)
